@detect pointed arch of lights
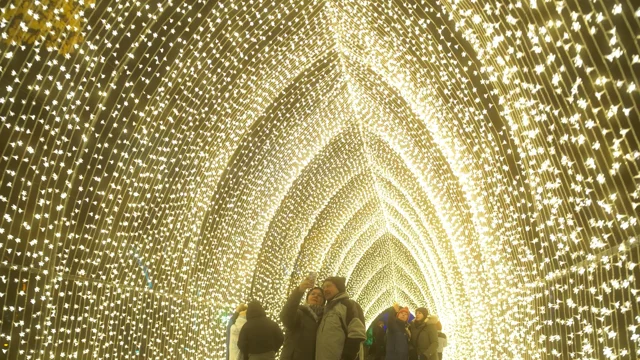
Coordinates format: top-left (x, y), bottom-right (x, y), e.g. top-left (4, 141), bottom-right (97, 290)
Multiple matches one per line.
top-left (0, 0), bottom-right (639, 359)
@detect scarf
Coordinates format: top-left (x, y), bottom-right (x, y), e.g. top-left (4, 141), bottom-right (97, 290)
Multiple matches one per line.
top-left (308, 304), bottom-right (325, 321)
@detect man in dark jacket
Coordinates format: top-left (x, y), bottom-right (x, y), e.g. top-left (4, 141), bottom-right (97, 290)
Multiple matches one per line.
top-left (316, 276), bottom-right (367, 360)
top-left (238, 301), bottom-right (284, 360)
top-left (280, 275), bottom-right (325, 360)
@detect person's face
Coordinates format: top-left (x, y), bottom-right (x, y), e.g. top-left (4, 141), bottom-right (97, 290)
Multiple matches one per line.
top-left (415, 312), bottom-right (424, 321)
top-left (398, 311), bottom-right (409, 322)
top-left (307, 289), bottom-right (324, 305)
top-left (322, 281), bottom-right (339, 300)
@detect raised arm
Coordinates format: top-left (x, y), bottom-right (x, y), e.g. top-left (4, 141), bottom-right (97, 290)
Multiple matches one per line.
top-left (386, 303), bottom-right (400, 332)
top-left (279, 288), bottom-right (305, 329)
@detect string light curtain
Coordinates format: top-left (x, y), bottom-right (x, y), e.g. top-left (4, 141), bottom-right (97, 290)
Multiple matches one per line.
top-left (0, 0), bottom-right (639, 359)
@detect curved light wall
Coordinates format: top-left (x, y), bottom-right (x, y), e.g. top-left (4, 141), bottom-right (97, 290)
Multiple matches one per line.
top-left (0, 0), bottom-right (639, 359)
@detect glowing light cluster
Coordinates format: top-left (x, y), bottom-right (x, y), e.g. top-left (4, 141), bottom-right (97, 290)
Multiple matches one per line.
top-left (0, 0), bottom-right (639, 359)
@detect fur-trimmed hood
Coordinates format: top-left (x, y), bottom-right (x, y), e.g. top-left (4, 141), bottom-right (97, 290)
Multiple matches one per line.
top-left (411, 314), bottom-right (438, 328)
top-left (425, 314), bottom-right (439, 325)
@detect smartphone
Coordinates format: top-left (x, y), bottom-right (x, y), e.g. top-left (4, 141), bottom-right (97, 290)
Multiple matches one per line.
top-left (308, 272), bottom-right (318, 283)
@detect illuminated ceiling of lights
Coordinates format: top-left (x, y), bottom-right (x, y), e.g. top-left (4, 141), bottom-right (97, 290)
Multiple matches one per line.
top-left (0, 0), bottom-right (639, 359)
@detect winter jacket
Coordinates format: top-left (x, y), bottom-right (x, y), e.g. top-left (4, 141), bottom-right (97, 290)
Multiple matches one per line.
top-left (409, 316), bottom-right (439, 360)
top-left (316, 292), bottom-right (366, 360)
top-left (230, 315), bottom-right (247, 360)
top-left (280, 288), bottom-right (322, 360)
top-left (238, 302), bottom-right (284, 359)
top-left (227, 311), bottom-right (242, 360)
top-left (385, 308), bottom-right (410, 360)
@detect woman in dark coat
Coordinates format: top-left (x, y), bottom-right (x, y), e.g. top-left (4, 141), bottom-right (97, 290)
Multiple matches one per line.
top-left (279, 275), bottom-right (325, 360)
top-left (385, 303), bottom-right (411, 360)
top-left (238, 300), bottom-right (284, 360)
top-left (409, 308), bottom-right (439, 360)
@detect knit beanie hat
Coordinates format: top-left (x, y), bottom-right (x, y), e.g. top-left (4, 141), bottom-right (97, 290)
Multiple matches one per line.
top-left (416, 307), bottom-right (429, 317)
top-left (396, 307), bottom-right (410, 318)
top-left (323, 276), bottom-right (346, 293)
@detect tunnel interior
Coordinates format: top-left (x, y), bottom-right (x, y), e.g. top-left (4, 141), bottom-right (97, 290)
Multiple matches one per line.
top-left (0, 0), bottom-right (639, 359)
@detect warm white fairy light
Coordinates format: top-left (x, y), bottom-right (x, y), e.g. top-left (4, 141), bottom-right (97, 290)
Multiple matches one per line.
top-left (0, 0), bottom-right (639, 359)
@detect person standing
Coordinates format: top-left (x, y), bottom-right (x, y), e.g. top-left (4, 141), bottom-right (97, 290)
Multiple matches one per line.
top-left (385, 303), bottom-right (411, 360)
top-left (229, 306), bottom-right (248, 360)
top-left (435, 321), bottom-right (447, 360)
top-left (228, 304), bottom-right (248, 360)
top-left (280, 274), bottom-right (326, 360)
top-left (408, 308), bottom-right (438, 360)
top-left (371, 320), bottom-right (386, 360)
top-left (316, 276), bottom-right (367, 360)
top-left (238, 300), bottom-right (284, 360)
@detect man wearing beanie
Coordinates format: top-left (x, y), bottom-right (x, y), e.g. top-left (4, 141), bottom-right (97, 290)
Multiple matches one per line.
top-left (316, 276), bottom-right (366, 360)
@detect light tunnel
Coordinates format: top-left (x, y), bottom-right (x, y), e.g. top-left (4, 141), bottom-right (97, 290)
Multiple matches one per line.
top-left (0, 0), bottom-right (639, 359)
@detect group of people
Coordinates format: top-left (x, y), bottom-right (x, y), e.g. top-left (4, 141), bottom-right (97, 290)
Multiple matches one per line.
top-left (226, 274), bottom-right (446, 360)
top-left (366, 305), bottom-right (447, 360)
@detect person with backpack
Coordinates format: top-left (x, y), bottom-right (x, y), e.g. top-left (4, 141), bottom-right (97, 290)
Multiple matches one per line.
top-left (408, 308), bottom-right (438, 360)
top-left (238, 300), bottom-right (284, 360)
top-left (385, 303), bottom-right (411, 360)
top-left (316, 276), bottom-right (367, 360)
top-left (279, 273), bottom-right (326, 360)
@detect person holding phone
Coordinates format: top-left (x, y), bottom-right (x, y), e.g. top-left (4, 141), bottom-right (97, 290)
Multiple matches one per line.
top-left (279, 272), bottom-right (326, 360)
top-left (385, 303), bottom-right (411, 360)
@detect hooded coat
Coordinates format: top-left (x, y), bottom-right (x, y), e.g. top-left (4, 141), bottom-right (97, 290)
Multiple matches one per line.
top-left (409, 315), bottom-right (439, 360)
top-left (385, 307), bottom-right (410, 360)
top-left (280, 288), bottom-right (323, 360)
top-left (238, 302), bottom-right (284, 359)
top-left (315, 292), bottom-right (366, 360)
